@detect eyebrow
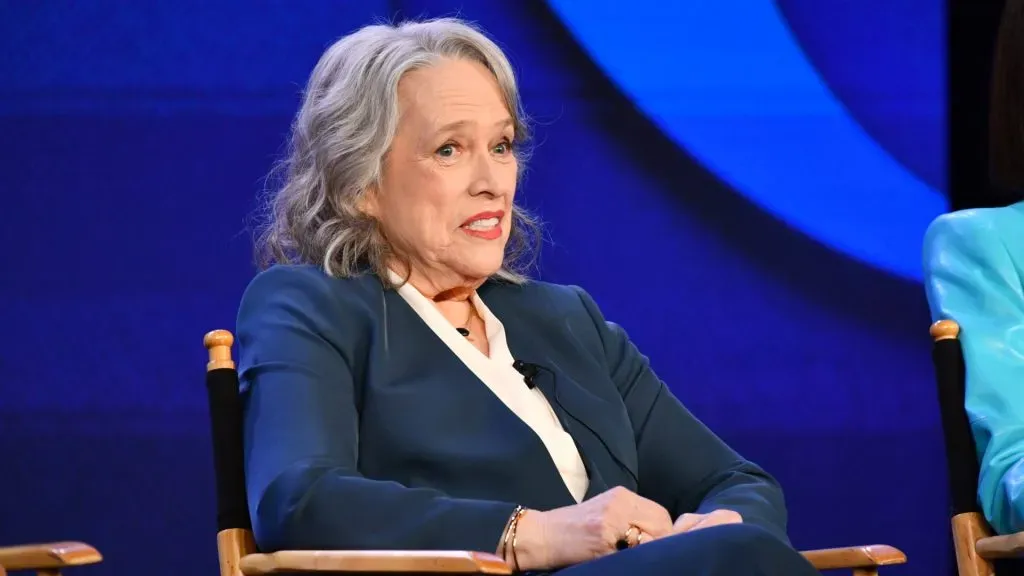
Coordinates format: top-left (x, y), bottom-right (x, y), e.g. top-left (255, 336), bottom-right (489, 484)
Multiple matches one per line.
top-left (434, 118), bottom-right (514, 135)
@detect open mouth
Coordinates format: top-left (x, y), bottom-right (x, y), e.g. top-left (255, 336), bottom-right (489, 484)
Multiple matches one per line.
top-left (460, 211), bottom-right (505, 240)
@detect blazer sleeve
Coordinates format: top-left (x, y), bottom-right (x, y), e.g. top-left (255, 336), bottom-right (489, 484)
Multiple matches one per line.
top-left (571, 286), bottom-right (790, 544)
top-left (924, 213), bottom-right (1024, 535)
top-left (237, 266), bottom-right (518, 552)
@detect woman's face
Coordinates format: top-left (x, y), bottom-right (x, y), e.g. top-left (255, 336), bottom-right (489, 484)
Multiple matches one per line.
top-left (364, 57), bottom-right (518, 291)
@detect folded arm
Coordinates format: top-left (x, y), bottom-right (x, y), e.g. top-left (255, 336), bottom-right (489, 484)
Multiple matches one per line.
top-left (237, 266), bottom-right (518, 552)
top-left (924, 213), bottom-right (1024, 535)
top-left (572, 287), bottom-right (789, 544)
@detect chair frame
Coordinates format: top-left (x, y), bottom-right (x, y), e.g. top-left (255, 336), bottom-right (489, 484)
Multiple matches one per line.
top-left (931, 319), bottom-right (1024, 576)
top-left (206, 329), bottom-right (906, 575)
top-left (0, 542), bottom-right (102, 576)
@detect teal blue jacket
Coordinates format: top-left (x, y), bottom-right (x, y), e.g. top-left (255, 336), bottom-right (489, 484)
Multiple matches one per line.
top-left (923, 201), bottom-right (1024, 534)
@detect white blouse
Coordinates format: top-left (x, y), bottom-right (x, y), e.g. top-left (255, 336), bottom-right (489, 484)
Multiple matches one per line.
top-left (391, 275), bottom-right (590, 503)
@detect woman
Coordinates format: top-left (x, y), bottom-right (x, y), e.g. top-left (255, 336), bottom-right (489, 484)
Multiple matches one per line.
top-left (238, 17), bottom-right (818, 575)
top-left (924, 0), bottom-right (1024, 535)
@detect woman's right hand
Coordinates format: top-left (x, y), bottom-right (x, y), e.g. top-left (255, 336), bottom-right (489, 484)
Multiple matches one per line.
top-left (510, 486), bottom-right (673, 570)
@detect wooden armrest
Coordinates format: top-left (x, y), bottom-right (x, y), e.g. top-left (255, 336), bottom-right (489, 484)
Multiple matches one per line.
top-left (238, 550), bottom-right (512, 574)
top-left (977, 531), bottom-right (1024, 558)
top-left (953, 511), bottom-right (1024, 559)
top-left (801, 545), bottom-right (907, 570)
top-left (0, 541), bottom-right (102, 571)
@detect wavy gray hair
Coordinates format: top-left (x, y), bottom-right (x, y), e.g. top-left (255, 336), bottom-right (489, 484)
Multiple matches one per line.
top-left (255, 17), bottom-right (541, 287)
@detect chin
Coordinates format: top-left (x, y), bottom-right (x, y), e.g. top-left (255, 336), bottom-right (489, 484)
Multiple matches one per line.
top-left (457, 251), bottom-right (505, 281)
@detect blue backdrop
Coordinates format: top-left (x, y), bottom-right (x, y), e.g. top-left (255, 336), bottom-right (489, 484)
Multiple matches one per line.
top-left (0, 1), bottom-right (948, 575)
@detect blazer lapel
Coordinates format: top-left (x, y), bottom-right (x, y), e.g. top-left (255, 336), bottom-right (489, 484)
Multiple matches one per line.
top-left (383, 288), bottom-right (581, 509)
top-left (481, 283), bottom-right (640, 488)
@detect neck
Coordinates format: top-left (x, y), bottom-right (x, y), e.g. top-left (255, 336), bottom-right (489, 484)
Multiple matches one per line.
top-left (432, 286), bottom-right (475, 302)
top-left (388, 260), bottom-right (486, 301)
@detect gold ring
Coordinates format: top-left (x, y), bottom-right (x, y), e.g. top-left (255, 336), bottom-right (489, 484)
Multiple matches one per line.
top-left (616, 525), bottom-right (641, 550)
top-left (624, 525), bottom-right (640, 548)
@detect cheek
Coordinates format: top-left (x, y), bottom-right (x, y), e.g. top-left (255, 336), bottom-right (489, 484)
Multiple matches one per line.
top-left (499, 161), bottom-right (518, 196)
top-left (422, 171), bottom-right (465, 225)
top-left (390, 170), bottom-right (463, 242)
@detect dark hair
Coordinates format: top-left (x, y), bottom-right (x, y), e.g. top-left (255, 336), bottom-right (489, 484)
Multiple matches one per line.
top-left (990, 0), bottom-right (1024, 192)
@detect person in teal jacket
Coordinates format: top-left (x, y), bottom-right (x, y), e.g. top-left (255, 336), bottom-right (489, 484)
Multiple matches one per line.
top-left (923, 0), bottom-right (1024, 535)
top-left (924, 202), bottom-right (1024, 534)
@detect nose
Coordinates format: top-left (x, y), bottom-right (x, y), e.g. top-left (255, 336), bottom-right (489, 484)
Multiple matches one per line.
top-left (467, 151), bottom-right (505, 198)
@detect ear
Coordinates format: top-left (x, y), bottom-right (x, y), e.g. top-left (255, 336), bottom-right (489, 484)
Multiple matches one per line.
top-left (358, 184), bottom-right (381, 218)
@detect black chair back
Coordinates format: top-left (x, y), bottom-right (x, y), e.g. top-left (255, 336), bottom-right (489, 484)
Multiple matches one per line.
top-left (931, 320), bottom-right (1024, 576)
top-left (931, 320), bottom-right (982, 516)
top-left (204, 330), bottom-right (254, 533)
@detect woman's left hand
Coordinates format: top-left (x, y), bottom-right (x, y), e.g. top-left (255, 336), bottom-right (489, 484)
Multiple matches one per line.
top-left (671, 509), bottom-right (743, 534)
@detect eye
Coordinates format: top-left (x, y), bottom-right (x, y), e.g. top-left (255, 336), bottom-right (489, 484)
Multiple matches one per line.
top-left (493, 139), bottom-right (514, 155)
top-left (436, 143), bottom-right (457, 158)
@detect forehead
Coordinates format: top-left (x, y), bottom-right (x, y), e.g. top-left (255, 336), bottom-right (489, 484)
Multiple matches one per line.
top-left (396, 57), bottom-right (511, 128)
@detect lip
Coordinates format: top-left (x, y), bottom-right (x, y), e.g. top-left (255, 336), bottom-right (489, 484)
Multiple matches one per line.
top-left (460, 210), bottom-right (505, 240)
top-left (460, 210), bottom-right (505, 227)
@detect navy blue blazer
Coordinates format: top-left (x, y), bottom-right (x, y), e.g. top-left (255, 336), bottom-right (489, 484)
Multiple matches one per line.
top-left (236, 265), bottom-right (789, 554)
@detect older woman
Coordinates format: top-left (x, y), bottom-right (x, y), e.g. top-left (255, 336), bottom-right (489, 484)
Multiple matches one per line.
top-left (924, 0), bottom-right (1024, 536)
top-left (238, 17), bottom-right (818, 575)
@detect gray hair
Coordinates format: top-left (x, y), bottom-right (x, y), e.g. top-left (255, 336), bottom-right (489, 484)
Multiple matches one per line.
top-left (255, 17), bottom-right (541, 287)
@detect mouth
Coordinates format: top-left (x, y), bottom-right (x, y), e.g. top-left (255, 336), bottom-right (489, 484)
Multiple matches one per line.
top-left (460, 211), bottom-right (505, 240)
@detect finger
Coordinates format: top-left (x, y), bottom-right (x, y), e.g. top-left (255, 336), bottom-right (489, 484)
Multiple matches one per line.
top-left (636, 529), bottom-right (654, 545)
top-left (621, 525), bottom-right (660, 548)
top-left (687, 511), bottom-right (742, 532)
top-left (672, 513), bottom-right (704, 533)
top-left (700, 510), bottom-right (742, 527)
top-left (625, 525), bottom-right (642, 547)
top-left (630, 505), bottom-right (674, 538)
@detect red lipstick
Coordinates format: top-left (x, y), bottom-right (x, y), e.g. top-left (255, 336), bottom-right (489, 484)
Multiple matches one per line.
top-left (460, 210), bottom-right (505, 240)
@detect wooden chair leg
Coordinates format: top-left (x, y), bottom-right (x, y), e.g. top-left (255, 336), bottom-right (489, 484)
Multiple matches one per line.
top-left (852, 569), bottom-right (878, 576)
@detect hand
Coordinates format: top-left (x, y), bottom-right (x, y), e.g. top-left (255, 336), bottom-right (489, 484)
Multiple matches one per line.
top-left (512, 487), bottom-right (673, 570)
top-left (672, 509), bottom-right (743, 534)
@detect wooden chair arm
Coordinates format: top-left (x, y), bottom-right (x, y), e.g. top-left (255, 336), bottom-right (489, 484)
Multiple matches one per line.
top-left (238, 550), bottom-right (512, 574)
top-left (977, 531), bottom-right (1024, 558)
top-left (800, 545), bottom-right (907, 570)
top-left (0, 541), bottom-right (102, 571)
top-left (236, 544), bottom-right (910, 574)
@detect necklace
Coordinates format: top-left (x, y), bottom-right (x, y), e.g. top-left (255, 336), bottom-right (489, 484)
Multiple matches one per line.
top-left (432, 286), bottom-right (477, 338)
top-left (456, 304), bottom-right (474, 337)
